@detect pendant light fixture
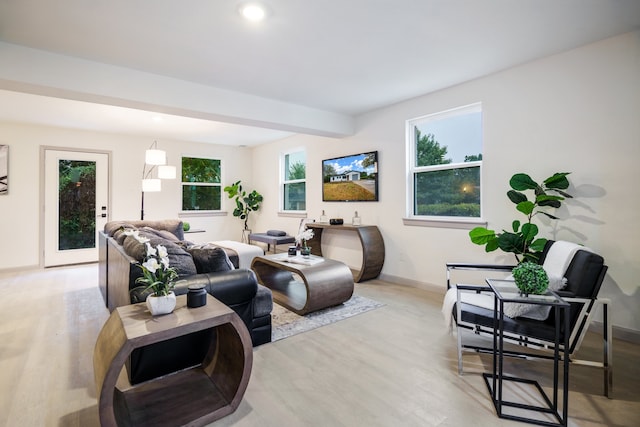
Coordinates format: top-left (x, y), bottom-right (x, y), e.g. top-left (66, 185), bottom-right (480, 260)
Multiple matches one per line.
top-left (141, 141), bottom-right (176, 220)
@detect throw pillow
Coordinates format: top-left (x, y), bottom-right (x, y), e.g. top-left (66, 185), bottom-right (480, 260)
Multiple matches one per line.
top-left (266, 229), bottom-right (287, 236)
top-left (188, 247), bottom-right (235, 274)
top-left (123, 232), bottom-right (198, 278)
top-left (503, 274), bottom-right (566, 320)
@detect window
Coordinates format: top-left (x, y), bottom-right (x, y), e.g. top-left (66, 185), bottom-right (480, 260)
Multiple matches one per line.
top-left (407, 103), bottom-right (482, 220)
top-left (181, 156), bottom-right (222, 211)
top-left (282, 150), bottom-right (306, 211)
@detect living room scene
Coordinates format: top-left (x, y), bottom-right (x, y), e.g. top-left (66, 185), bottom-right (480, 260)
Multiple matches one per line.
top-left (0, 2), bottom-right (639, 426)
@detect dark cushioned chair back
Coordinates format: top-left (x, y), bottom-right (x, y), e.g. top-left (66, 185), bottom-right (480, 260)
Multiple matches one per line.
top-left (544, 247), bottom-right (607, 346)
top-left (562, 250), bottom-right (606, 299)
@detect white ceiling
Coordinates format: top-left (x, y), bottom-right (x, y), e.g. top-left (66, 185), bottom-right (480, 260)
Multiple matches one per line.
top-left (0, 0), bottom-right (639, 146)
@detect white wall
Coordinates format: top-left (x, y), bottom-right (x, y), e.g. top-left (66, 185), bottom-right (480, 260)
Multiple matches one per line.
top-left (251, 31), bottom-right (640, 332)
top-left (0, 123), bottom-right (255, 269)
top-left (0, 31), bottom-right (637, 332)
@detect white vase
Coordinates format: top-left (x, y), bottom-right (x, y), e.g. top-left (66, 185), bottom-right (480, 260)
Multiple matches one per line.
top-left (146, 291), bottom-right (177, 315)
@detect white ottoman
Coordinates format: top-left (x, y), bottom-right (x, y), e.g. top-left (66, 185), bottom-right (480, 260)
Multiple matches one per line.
top-left (210, 240), bottom-right (264, 269)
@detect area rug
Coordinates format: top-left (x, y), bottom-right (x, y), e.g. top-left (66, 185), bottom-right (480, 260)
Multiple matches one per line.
top-left (271, 294), bottom-right (384, 342)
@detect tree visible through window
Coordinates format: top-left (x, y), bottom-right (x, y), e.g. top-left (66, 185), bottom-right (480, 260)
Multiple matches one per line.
top-left (282, 150), bottom-right (306, 211)
top-left (182, 157), bottom-right (221, 211)
top-left (408, 104), bottom-right (482, 218)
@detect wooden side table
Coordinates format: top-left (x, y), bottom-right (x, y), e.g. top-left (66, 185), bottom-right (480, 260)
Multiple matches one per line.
top-left (93, 294), bottom-right (252, 427)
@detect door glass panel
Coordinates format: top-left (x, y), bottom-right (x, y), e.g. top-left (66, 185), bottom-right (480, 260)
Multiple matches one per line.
top-left (58, 160), bottom-right (96, 250)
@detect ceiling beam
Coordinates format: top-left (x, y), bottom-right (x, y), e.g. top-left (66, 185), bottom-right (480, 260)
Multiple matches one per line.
top-left (0, 42), bottom-right (355, 138)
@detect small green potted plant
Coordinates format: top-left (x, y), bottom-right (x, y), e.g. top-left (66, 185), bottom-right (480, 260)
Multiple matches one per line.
top-left (512, 262), bottom-right (549, 296)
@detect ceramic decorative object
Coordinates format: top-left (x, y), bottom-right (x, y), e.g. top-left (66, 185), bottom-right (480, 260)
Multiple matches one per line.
top-left (512, 263), bottom-right (549, 296)
top-left (146, 291), bottom-right (177, 315)
top-left (352, 211), bottom-right (361, 226)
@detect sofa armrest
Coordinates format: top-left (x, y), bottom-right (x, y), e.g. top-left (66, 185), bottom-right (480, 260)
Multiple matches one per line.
top-left (179, 269), bottom-right (258, 306)
top-left (130, 269), bottom-right (259, 305)
top-left (446, 263), bottom-right (516, 289)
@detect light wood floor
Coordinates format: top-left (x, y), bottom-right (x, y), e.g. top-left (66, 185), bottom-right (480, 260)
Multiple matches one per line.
top-left (0, 264), bottom-right (638, 426)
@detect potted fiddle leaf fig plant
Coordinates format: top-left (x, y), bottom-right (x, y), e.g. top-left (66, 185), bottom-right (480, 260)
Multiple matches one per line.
top-left (469, 172), bottom-right (572, 264)
top-left (224, 180), bottom-right (263, 241)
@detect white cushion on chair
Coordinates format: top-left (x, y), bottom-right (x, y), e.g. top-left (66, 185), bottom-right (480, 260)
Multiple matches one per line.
top-left (542, 241), bottom-right (591, 282)
top-left (503, 241), bottom-right (588, 320)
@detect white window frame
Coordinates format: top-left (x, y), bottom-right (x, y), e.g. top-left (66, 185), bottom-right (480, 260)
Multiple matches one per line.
top-left (279, 148), bottom-right (306, 215)
top-left (404, 103), bottom-right (486, 229)
top-left (179, 155), bottom-right (223, 214)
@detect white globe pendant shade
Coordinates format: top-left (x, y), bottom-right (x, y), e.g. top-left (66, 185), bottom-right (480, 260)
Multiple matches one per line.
top-left (158, 165), bottom-right (176, 179)
top-left (145, 149), bottom-right (166, 165)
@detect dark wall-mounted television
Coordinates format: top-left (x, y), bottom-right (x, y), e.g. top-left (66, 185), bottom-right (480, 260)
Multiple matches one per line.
top-left (322, 151), bottom-right (378, 202)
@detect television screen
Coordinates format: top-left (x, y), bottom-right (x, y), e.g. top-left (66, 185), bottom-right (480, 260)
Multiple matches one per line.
top-left (322, 151), bottom-right (378, 202)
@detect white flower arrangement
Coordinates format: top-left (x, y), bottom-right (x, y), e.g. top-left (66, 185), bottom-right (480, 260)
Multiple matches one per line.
top-left (296, 228), bottom-right (314, 248)
top-left (125, 230), bottom-right (178, 297)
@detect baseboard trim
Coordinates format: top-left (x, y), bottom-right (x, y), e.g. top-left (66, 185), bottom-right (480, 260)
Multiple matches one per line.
top-left (377, 273), bottom-right (444, 294)
top-left (0, 264), bottom-right (41, 274)
top-left (590, 321), bottom-right (640, 343)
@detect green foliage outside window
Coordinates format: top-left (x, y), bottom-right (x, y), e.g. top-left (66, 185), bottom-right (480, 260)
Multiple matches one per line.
top-left (58, 160), bottom-right (96, 250)
top-left (283, 152), bottom-right (306, 211)
top-left (414, 129), bottom-right (481, 217)
top-left (182, 157), bottom-right (221, 211)
top-left (415, 130), bottom-right (452, 167)
top-left (286, 161), bottom-right (306, 180)
top-left (182, 157), bottom-right (220, 183)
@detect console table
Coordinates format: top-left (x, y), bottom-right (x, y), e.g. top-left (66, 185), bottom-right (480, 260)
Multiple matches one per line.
top-left (93, 294), bottom-right (252, 427)
top-left (305, 223), bottom-right (384, 282)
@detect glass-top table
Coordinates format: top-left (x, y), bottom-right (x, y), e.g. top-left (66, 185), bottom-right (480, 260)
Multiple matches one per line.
top-left (484, 279), bottom-right (570, 427)
top-left (488, 279), bottom-right (567, 306)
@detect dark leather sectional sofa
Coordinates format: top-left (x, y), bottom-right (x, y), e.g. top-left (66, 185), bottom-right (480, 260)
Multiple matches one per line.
top-left (98, 219), bottom-right (272, 383)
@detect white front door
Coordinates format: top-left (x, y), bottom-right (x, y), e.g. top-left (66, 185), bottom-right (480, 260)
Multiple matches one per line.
top-left (44, 149), bottom-right (109, 267)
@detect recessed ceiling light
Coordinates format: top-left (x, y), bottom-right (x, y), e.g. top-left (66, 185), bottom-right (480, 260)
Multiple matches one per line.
top-left (240, 3), bottom-right (266, 22)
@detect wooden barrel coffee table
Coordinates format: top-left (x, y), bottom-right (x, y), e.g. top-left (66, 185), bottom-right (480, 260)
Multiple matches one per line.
top-left (251, 254), bottom-right (354, 315)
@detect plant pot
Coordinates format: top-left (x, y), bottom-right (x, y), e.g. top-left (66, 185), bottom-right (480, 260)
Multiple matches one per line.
top-left (146, 291), bottom-right (177, 315)
top-left (301, 247), bottom-right (311, 257)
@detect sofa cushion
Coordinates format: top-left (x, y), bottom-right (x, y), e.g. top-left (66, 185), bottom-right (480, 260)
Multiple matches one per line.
top-left (188, 246), bottom-right (234, 274)
top-left (113, 228), bottom-right (130, 245)
top-left (104, 220), bottom-right (184, 240)
top-left (140, 226), bottom-right (180, 242)
top-left (123, 232), bottom-right (197, 278)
